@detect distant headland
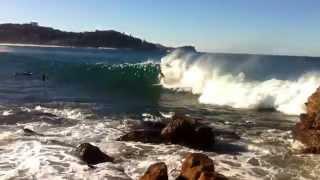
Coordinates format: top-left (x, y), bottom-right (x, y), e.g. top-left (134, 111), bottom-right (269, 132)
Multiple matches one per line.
top-left (0, 22), bottom-right (194, 51)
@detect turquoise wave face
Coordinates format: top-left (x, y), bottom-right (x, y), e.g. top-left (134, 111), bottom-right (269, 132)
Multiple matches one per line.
top-left (49, 62), bottom-right (162, 94)
top-left (0, 46), bottom-right (165, 103)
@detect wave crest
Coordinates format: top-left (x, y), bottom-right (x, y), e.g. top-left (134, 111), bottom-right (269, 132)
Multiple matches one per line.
top-left (160, 50), bottom-right (320, 115)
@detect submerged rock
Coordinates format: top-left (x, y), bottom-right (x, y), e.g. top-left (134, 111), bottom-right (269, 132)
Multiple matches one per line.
top-left (118, 114), bottom-right (215, 149)
top-left (23, 128), bottom-right (39, 136)
top-left (76, 143), bottom-right (114, 165)
top-left (161, 115), bottom-right (214, 148)
top-left (117, 129), bottom-right (163, 144)
top-left (293, 87), bottom-right (320, 153)
top-left (23, 128), bottom-right (48, 136)
top-left (177, 153), bottom-right (227, 180)
top-left (194, 126), bottom-right (215, 147)
top-left (247, 157), bottom-right (260, 166)
top-left (161, 114), bottom-right (197, 144)
top-left (141, 120), bottom-right (167, 130)
top-left (140, 162), bottom-right (168, 180)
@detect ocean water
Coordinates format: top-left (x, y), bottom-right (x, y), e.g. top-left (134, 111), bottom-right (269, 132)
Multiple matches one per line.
top-left (0, 45), bottom-right (320, 180)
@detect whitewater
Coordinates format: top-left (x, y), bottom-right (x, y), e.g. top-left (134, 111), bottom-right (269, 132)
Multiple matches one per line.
top-left (161, 49), bottom-right (320, 115)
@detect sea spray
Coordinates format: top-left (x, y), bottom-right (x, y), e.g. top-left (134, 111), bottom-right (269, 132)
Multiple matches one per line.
top-left (160, 50), bottom-right (320, 115)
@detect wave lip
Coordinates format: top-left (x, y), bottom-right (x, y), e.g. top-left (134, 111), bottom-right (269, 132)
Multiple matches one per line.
top-left (160, 50), bottom-right (320, 115)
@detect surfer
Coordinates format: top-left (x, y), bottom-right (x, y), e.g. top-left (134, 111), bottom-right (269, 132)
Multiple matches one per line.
top-left (160, 70), bottom-right (165, 79)
top-left (42, 73), bottom-right (47, 81)
top-left (159, 63), bottom-right (171, 79)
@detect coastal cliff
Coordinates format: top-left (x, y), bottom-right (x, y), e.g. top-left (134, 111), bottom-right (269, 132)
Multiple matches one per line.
top-left (0, 23), bottom-right (167, 51)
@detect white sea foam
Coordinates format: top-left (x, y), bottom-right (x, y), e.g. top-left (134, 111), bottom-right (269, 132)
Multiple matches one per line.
top-left (1, 110), bottom-right (13, 116)
top-left (0, 115), bottom-right (129, 179)
top-left (34, 105), bottom-right (89, 120)
top-left (0, 106), bottom-right (317, 179)
top-left (160, 50), bottom-right (320, 115)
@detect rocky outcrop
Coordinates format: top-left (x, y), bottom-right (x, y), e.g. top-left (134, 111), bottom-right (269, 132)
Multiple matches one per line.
top-left (161, 115), bottom-right (197, 143)
top-left (140, 162), bottom-right (168, 180)
top-left (177, 153), bottom-right (227, 180)
top-left (161, 115), bottom-right (214, 148)
top-left (118, 114), bottom-right (215, 149)
top-left (76, 143), bottom-right (114, 165)
top-left (293, 87), bottom-right (320, 153)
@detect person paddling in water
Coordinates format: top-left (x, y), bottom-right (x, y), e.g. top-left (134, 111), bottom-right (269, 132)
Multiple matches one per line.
top-left (159, 63), bottom-right (171, 80)
top-left (42, 73), bottom-right (47, 81)
top-left (14, 72), bottom-right (48, 82)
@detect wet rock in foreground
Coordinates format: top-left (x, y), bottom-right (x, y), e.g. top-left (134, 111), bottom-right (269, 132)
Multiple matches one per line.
top-left (140, 153), bottom-right (227, 180)
top-left (77, 143), bottom-right (114, 165)
top-left (293, 87), bottom-right (320, 153)
top-left (177, 153), bottom-right (227, 180)
top-left (140, 162), bottom-right (168, 180)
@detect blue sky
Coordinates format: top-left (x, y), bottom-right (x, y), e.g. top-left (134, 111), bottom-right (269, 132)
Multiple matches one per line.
top-left (0, 0), bottom-right (319, 56)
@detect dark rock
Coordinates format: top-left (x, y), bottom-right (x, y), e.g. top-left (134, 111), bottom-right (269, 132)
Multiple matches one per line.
top-left (23, 128), bottom-right (37, 135)
top-left (177, 153), bottom-right (228, 180)
top-left (161, 114), bottom-right (197, 144)
top-left (118, 114), bottom-right (215, 149)
top-left (302, 147), bottom-right (320, 154)
top-left (140, 162), bottom-right (168, 180)
top-left (255, 107), bottom-right (276, 112)
top-left (141, 121), bottom-right (167, 130)
top-left (247, 157), bottom-right (260, 166)
top-left (194, 126), bottom-right (215, 148)
top-left (76, 143), bottom-right (113, 165)
top-left (161, 115), bottom-right (214, 148)
top-left (214, 130), bottom-right (241, 141)
top-left (23, 128), bottom-right (43, 136)
top-left (117, 129), bottom-right (163, 144)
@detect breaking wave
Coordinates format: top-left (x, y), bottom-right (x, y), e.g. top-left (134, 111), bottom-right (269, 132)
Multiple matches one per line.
top-left (29, 60), bottom-right (162, 97)
top-left (160, 50), bottom-right (320, 115)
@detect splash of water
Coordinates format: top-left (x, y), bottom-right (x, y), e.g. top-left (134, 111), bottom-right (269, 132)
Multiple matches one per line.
top-left (160, 50), bottom-right (320, 115)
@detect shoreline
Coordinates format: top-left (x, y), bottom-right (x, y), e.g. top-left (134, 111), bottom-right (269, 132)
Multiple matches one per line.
top-left (0, 43), bottom-right (118, 50)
